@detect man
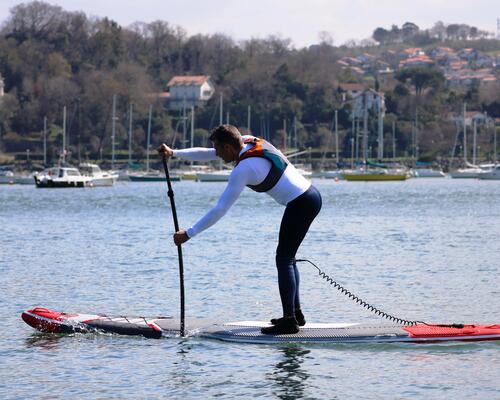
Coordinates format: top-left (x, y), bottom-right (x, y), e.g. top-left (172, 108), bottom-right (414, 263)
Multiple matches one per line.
top-left (158, 124), bottom-right (321, 334)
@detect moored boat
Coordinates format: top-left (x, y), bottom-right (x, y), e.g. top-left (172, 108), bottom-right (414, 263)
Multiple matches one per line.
top-left (128, 170), bottom-right (181, 182)
top-left (448, 167), bottom-right (482, 179)
top-left (79, 163), bottom-right (118, 187)
top-left (411, 168), bottom-right (446, 178)
top-left (196, 170), bottom-right (231, 182)
top-left (311, 170), bottom-right (342, 179)
top-left (342, 168), bottom-right (409, 181)
top-left (34, 167), bottom-right (92, 188)
top-left (0, 170), bottom-right (15, 184)
top-left (477, 164), bottom-right (500, 180)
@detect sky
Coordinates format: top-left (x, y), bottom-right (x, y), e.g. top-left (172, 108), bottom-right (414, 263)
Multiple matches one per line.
top-left (0, 0), bottom-right (498, 47)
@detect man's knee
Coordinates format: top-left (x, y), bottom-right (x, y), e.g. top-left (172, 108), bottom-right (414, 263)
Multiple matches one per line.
top-left (275, 255), bottom-right (295, 270)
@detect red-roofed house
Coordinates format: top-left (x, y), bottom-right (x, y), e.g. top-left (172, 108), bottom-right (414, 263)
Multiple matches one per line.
top-left (166, 75), bottom-right (215, 110)
top-left (399, 55), bottom-right (434, 68)
top-left (338, 83), bottom-right (365, 102)
top-left (399, 48), bottom-right (425, 59)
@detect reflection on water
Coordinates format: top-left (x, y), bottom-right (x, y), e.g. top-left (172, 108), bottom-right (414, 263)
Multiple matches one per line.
top-left (268, 346), bottom-right (313, 400)
top-left (24, 334), bottom-right (65, 350)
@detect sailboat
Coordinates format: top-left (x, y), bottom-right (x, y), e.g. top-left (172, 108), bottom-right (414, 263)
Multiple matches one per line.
top-left (449, 104), bottom-right (488, 179)
top-left (477, 164), bottom-right (500, 180)
top-left (342, 160), bottom-right (409, 181)
top-left (127, 105), bottom-right (180, 182)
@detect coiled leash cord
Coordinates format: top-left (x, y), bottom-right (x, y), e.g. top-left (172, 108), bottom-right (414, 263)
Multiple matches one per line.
top-left (296, 258), bottom-right (429, 327)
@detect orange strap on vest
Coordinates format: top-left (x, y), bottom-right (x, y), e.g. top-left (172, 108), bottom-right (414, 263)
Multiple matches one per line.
top-left (236, 137), bottom-right (289, 192)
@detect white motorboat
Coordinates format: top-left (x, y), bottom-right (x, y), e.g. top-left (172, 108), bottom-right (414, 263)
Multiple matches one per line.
top-left (196, 170), bottom-right (231, 182)
top-left (79, 163), bottom-right (118, 187)
top-left (127, 170), bottom-right (181, 182)
top-left (34, 167), bottom-right (92, 188)
top-left (295, 167), bottom-right (313, 178)
top-left (448, 167), bottom-right (482, 179)
top-left (477, 164), bottom-right (500, 180)
top-left (0, 170), bottom-right (15, 184)
top-left (311, 170), bottom-right (344, 180)
top-left (449, 162), bottom-right (495, 179)
top-left (0, 170), bottom-right (36, 184)
top-left (411, 168), bottom-right (446, 178)
top-left (14, 173), bottom-right (36, 184)
top-left (171, 165), bottom-right (212, 181)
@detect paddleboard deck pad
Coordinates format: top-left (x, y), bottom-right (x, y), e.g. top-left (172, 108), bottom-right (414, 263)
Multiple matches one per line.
top-left (22, 308), bottom-right (500, 344)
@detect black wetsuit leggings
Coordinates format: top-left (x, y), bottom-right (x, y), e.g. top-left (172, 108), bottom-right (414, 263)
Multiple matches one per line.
top-left (275, 185), bottom-right (322, 318)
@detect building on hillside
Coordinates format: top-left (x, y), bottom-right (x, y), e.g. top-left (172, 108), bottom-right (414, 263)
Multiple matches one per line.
top-left (447, 60), bottom-right (469, 71)
top-left (399, 55), bottom-right (434, 68)
top-left (429, 47), bottom-right (458, 67)
top-left (352, 89), bottom-right (385, 119)
top-left (445, 69), bottom-right (497, 86)
top-left (337, 83), bottom-right (365, 103)
top-left (429, 47), bottom-right (456, 58)
top-left (448, 111), bottom-right (492, 127)
top-left (399, 47), bottom-right (425, 60)
top-left (380, 49), bottom-right (400, 68)
top-left (456, 48), bottom-right (494, 68)
top-left (377, 67), bottom-right (394, 86)
top-left (164, 75), bottom-right (215, 110)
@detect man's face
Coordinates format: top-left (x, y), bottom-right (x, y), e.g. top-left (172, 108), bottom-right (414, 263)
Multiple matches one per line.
top-left (213, 140), bottom-right (234, 163)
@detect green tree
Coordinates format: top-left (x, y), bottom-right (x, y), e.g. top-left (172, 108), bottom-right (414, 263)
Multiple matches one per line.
top-left (395, 67), bottom-right (444, 96)
top-left (372, 27), bottom-right (391, 45)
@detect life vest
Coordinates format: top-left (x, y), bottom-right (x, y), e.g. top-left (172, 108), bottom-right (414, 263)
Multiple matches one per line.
top-left (236, 137), bottom-right (289, 192)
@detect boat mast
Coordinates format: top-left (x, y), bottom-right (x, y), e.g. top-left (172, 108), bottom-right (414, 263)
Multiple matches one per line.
top-left (355, 118), bottom-right (360, 163)
top-left (219, 92), bottom-right (223, 125)
top-left (463, 102), bottom-right (467, 163)
top-left (247, 105), bottom-right (251, 133)
top-left (62, 105), bottom-right (66, 164)
top-left (294, 116), bottom-right (297, 149)
top-left (335, 109), bottom-right (339, 163)
top-left (43, 116), bottom-right (47, 166)
top-left (182, 97), bottom-right (186, 148)
top-left (111, 94), bottom-right (117, 169)
top-left (473, 118), bottom-right (477, 165)
top-left (350, 137), bottom-right (354, 169)
top-left (392, 119), bottom-right (396, 160)
top-left (283, 119), bottom-right (287, 153)
top-left (362, 92), bottom-right (368, 162)
top-left (494, 119), bottom-right (498, 164)
top-left (190, 106), bottom-right (194, 148)
top-left (146, 104), bottom-right (152, 171)
top-left (377, 102), bottom-right (383, 161)
top-left (128, 103), bottom-right (133, 167)
top-left (351, 110), bottom-right (355, 166)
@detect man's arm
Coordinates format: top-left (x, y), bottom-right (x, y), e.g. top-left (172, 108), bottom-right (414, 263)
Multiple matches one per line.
top-left (157, 143), bottom-right (217, 162)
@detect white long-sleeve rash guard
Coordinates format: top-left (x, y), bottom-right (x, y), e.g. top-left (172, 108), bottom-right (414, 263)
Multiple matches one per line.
top-left (172, 140), bottom-right (310, 238)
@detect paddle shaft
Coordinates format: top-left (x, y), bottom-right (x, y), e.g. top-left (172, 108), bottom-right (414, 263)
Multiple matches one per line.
top-left (161, 156), bottom-right (185, 336)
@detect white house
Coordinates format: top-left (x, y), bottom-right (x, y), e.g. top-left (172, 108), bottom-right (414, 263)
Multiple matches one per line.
top-left (166, 75), bottom-right (215, 110)
top-left (352, 89), bottom-right (385, 119)
top-left (449, 111), bottom-right (492, 127)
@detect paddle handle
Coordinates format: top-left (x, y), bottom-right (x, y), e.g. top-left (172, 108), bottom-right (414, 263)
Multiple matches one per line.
top-left (161, 156), bottom-right (185, 337)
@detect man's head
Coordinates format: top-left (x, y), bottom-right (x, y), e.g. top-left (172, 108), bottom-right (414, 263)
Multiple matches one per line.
top-left (209, 124), bottom-right (244, 163)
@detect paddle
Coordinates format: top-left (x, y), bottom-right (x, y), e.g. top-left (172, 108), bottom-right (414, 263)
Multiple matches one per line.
top-left (161, 155), bottom-right (185, 337)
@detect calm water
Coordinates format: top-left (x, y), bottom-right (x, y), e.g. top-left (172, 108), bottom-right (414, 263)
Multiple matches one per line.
top-left (1, 178), bottom-right (499, 399)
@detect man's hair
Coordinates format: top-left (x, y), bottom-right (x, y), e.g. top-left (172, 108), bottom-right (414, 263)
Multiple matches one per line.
top-left (209, 124), bottom-right (243, 149)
